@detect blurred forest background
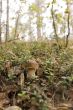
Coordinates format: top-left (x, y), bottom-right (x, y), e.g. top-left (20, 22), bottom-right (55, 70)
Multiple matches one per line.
top-left (0, 0), bottom-right (73, 46)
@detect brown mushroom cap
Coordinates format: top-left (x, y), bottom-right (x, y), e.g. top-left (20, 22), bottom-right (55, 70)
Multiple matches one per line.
top-left (25, 59), bottom-right (39, 79)
top-left (26, 59), bottom-right (39, 70)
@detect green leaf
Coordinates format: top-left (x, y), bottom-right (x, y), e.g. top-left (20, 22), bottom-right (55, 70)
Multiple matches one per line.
top-left (47, 3), bottom-right (50, 8)
top-left (56, 13), bottom-right (62, 23)
top-left (53, 0), bottom-right (57, 4)
top-left (65, 8), bottom-right (70, 14)
top-left (29, 3), bottom-right (40, 12)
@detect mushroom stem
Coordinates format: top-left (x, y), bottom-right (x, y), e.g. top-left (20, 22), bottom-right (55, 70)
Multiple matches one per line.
top-left (20, 72), bottom-right (24, 90)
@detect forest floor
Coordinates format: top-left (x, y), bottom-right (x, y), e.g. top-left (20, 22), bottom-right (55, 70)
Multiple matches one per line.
top-left (0, 41), bottom-right (73, 110)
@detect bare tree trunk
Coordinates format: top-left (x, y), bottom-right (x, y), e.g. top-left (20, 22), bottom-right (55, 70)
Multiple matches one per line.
top-left (65, 2), bottom-right (70, 47)
top-left (14, 13), bottom-right (20, 39)
top-left (36, 0), bottom-right (42, 40)
top-left (28, 10), bottom-right (33, 41)
top-left (14, 6), bottom-right (22, 39)
top-left (5, 0), bottom-right (9, 42)
top-left (0, 0), bottom-right (2, 42)
top-left (51, 0), bottom-right (59, 43)
top-left (36, 17), bottom-right (42, 40)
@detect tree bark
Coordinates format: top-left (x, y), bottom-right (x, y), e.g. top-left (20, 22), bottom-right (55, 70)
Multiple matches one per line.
top-left (0, 0), bottom-right (2, 42)
top-left (5, 0), bottom-right (9, 42)
top-left (65, 2), bottom-right (70, 47)
top-left (14, 13), bottom-right (20, 39)
top-left (51, 0), bottom-right (59, 43)
top-left (36, 0), bottom-right (42, 40)
top-left (28, 10), bottom-right (33, 41)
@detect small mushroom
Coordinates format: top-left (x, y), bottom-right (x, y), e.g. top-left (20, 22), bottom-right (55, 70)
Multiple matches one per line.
top-left (26, 59), bottom-right (39, 79)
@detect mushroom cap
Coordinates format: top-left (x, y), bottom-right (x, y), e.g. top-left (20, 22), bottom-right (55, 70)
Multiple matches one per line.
top-left (5, 106), bottom-right (22, 110)
top-left (26, 59), bottom-right (39, 70)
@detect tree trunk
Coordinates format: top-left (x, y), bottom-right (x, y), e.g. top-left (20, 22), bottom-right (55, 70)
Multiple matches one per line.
top-left (28, 10), bottom-right (33, 41)
top-left (65, 2), bottom-right (70, 47)
top-left (14, 13), bottom-right (20, 39)
top-left (0, 0), bottom-right (2, 42)
top-left (51, 0), bottom-right (59, 43)
top-left (36, 0), bottom-right (42, 40)
top-left (36, 14), bottom-right (42, 40)
top-left (5, 0), bottom-right (9, 42)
